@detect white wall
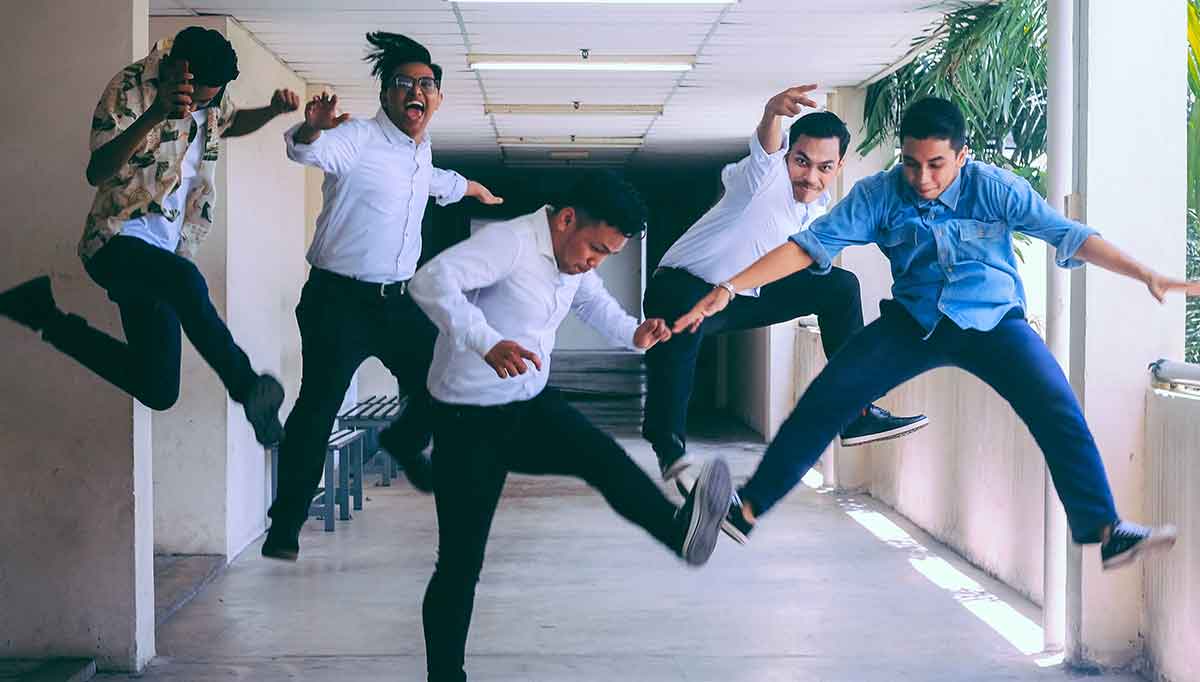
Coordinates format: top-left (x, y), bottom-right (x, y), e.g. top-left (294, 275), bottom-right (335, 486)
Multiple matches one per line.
top-left (149, 17), bottom-right (307, 559)
top-left (0, 0), bottom-right (155, 671)
top-left (795, 331), bottom-right (1047, 604)
top-left (1142, 388), bottom-right (1200, 682)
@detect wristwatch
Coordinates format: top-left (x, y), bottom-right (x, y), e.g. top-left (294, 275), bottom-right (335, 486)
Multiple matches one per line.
top-left (715, 281), bottom-right (737, 298)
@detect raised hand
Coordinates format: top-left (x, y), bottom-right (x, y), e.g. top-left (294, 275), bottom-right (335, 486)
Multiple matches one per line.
top-left (764, 84), bottom-right (819, 118)
top-left (484, 340), bottom-right (542, 379)
top-left (270, 89), bottom-right (301, 115)
top-left (304, 93), bottom-right (351, 131)
top-left (633, 318), bottom-right (672, 349)
top-left (468, 180), bottom-right (504, 205)
top-left (672, 287), bottom-right (733, 334)
top-left (154, 58), bottom-right (194, 120)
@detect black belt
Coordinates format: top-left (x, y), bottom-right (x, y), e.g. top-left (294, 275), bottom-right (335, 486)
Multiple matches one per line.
top-left (311, 268), bottom-right (409, 298)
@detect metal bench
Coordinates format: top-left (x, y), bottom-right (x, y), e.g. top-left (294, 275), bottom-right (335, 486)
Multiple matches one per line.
top-left (338, 394), bottom-right (408, 486)
top-left (305, 428), bottom-right (367, 532)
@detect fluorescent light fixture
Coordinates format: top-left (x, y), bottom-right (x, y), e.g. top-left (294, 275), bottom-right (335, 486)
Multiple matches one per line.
top-left (453, 0), bottom-right (734, 4)
top-left (498, 136), bottom-right (643, 148)
top-left (469, 53), bottom-right (693, 72)
top-left (485, 103), bottom-right (663, 116)
top-left (548, 151), bottom-right (591, 160)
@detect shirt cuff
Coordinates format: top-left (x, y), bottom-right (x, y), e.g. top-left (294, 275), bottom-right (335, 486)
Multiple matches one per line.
top-left (749, 131), bottom-right (786, 163)
top-left (283, 121), bottom-right (322, 159)
top-left (789, 231), bottom-right (834, 275)
top-left (1054, 224), bottom-right (1100, 269)
top-left (464, 324), bottom-right (505, 359)
top-left (618, 317), bottom-right (642, 352)
top-left (435, 172), bottom-right (469, 207)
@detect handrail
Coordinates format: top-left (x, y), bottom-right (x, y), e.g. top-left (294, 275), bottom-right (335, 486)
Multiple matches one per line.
top-left (1148, 359), bottom-right (1200, 388)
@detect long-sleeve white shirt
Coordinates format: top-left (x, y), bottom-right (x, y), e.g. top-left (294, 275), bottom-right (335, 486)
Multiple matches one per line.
top-left (657, 132), bottom-right (831, 296)
top-left (284, 109), bottom-right (468, 283)
top-left (411, 206), bottom-right (641, 406)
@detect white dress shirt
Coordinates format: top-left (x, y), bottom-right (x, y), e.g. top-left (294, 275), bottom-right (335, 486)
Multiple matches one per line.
top-left (411, 206), bottom-right (641, 406)
top-left (657, 133), bottom-right (831, 296)
top-left (284, 109), bottom-right (468, 283)
top-left (120, 108), bottom-right (208, 252)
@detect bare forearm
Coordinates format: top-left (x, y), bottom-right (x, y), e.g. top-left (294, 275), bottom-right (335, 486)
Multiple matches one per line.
top-left (756, 111), bottom-right (784, 155)
top-left (1074, 235), bottom-right (1152, 283)
top-left (86, 104), bottom-right (166, 185)
top-left (729, 241), bottom-right (814, 292)
top-left (222, 106), bottom-right (277, 138)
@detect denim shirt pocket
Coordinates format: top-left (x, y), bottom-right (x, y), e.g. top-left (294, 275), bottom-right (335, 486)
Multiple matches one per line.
top-left (878, 223), bottom-right (916, 249)
top-left (953, 219), bottom-right (1007, 262)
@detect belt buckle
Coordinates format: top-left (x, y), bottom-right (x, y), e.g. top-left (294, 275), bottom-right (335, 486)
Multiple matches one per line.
top-left (380, 281), bottom-right (407, 298)
top-left (379, 282), bottom-right (388, 298)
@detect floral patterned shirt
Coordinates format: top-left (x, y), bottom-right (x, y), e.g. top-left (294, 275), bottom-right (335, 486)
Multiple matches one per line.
top-left (79, 37), bottom-right (238, 262)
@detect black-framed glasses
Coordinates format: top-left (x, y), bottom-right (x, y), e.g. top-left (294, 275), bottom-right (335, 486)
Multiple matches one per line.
top-left (389, 75), bottom-right (439, 95)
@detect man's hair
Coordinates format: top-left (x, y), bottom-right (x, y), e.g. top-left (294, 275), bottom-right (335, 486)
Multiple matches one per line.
top-left (787, 111), bottom-right (851, 159)
top-left (899, 97), bottom-right (967, 151)
top-left (561, 170), bottom-right (649, 239)
top-left (364, 32), bottom-right (443, 97)
top-left (170, 26), bottom-right (239, 86)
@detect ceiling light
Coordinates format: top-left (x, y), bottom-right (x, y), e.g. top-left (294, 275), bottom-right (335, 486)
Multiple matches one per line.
top-left (469, 53), bottom-right (693, 72)
top-left (548, 151), bottom-right (591, 160)
top-left (497, 136), bottom-right (644, 148)
top-left (485, 103), bottom-right (663, 115)
top-left (452, 0), bottom-right (734, 4)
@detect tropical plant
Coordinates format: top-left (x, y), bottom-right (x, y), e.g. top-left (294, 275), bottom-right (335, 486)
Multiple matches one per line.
top-left (1186, 1), bottom-right (1200, 362)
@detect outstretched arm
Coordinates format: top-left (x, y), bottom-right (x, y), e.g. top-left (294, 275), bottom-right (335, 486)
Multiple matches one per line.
top-left (1074, 236), bottom-right (1200, 302)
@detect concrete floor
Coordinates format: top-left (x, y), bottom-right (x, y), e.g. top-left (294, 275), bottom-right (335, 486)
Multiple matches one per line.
top-left (96, 353), bottom-right (1143, 681)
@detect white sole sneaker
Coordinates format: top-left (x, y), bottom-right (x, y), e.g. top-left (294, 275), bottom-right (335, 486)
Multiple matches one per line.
top-left (840, 415), bottom-right (929, 447)
top-left (1102, 524), bottom-right (1178, 570)
top-left (660, 452), bottom-right (696, 482)
top-left (680, 459), bottom-right (732, 566)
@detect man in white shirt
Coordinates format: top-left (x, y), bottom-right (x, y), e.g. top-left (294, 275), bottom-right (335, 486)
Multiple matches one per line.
top-left (643, 86), bottom-right (928, 487)
top-left (262, 33), bottom-right (501, 561)
top-left (0, 27), bottom-right (300, 446)
top-left (410, 171), bottom-right (733, 682)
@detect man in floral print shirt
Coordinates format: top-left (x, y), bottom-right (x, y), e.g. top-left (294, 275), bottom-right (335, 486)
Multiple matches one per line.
top-left (0, 26), bottom-right (299, 446)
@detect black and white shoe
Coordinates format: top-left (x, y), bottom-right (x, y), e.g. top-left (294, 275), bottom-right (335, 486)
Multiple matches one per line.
top-left (840, 404), bottom-right (928, 447)
top-left (676, 476), bottom-right (753, 545)
top-left (1100, 520), bottom-right (1177, 570)
top-left (652, 434), bottom-right (694, 482)
top-left (242, 374), bottom-right (284, 447)
top-left (675, 458), bottom-right (732, 566)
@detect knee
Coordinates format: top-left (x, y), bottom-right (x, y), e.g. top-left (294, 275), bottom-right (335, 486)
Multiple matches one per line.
top-left (827, 268), bottom-right (862, 302)
top-left (139, 382), bottom-right (180, 410)
top-left (175, 262), bottom-right (211, 301)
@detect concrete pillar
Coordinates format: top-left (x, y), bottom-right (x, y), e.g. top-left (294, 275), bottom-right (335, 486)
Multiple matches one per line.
top-left (148, 17), bottom-right (306, 559)
top-left (822, 87), bottom-right (893, 489)
top-left (0, 0), bottom-right (155, 672)
top-left (1066, 0), bottom-right (1186, 667)
top-left (1043, 0), bottom-right (1073, 652)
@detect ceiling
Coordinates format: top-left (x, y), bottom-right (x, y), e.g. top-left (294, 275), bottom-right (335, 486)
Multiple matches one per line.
top-left (149, 0), bottom-right (958, 169)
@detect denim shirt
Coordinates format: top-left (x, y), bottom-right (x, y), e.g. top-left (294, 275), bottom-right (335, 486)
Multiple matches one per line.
top-left (790, 160), bottom-right (1098, 336)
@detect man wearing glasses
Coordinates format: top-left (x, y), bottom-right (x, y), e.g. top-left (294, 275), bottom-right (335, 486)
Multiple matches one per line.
top-left (262, 32), bottom-right (502, 560)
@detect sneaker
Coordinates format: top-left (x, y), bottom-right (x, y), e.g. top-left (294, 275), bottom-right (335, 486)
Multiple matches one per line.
top-left (261, 523), bottom-right (299, 562)
top-left (1100, 520), bottom-right (1177, 570)
top-left (840, 404), bottom-right (929, 447)
top-left (242, 374), bottom-right (284, 446)
top-left (674, 458), bottom-right (732, 566)
top-left (652, 433), bottom-right (694, 481)
top-left (379, 426), bottom-right (434, 494)
top-left (676, 476), bottom-right (753, 545)
top-left (0, 276), bottom-right (60, 332)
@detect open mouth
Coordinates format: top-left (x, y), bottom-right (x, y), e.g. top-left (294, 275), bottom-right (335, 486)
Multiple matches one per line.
top-left (404, 100), bottom-right (426, 121)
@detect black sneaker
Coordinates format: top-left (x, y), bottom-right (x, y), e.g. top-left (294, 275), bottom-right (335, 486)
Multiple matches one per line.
top-left (0, 275), bottom-right (60, 332)
top-left (652, 433), bottom-right (694, 482)
top-left (242, 374), bottom-right (284, 446)
top-left (1100, 520), bottom-right (1177, 570)
top-left (261, 523), bottom-right (300, 562)
top-left (676, 476), bottom-right (753, 545)
top-left (840, 404), bottom-right (929, 447)
top-left (379, 426), bottom-right (434, 494)
top-left (674, 458), bottom-right (732, 566)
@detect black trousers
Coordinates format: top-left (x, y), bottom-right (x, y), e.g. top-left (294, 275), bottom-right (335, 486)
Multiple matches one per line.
top-left (641, 266), bottom-right (864, 450)
top-left (422, 389), bottom-right (681, 682)
top-left (43, 235), bottom-right (256, 410)
top-left (267, 268), bottom-right (437, 531)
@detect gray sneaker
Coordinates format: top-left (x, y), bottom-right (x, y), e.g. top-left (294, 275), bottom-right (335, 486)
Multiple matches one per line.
top-left (675, 458), bottom-right (732, 566)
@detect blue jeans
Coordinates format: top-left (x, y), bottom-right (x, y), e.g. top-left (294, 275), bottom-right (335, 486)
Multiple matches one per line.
top-left (740, 300), bottom-right (1119, 544)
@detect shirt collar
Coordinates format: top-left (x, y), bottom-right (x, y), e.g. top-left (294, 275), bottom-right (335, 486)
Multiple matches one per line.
top-left (532, 206), bottom-right (558, 265)
top-left (897, 164), bottom-right (963, 211)
top-left (374, 108), bottom-right (429, 150)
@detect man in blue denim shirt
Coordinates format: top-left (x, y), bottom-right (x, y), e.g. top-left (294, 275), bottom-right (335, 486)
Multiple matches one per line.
top-left (676, 97), bottom-right (1197, 569)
